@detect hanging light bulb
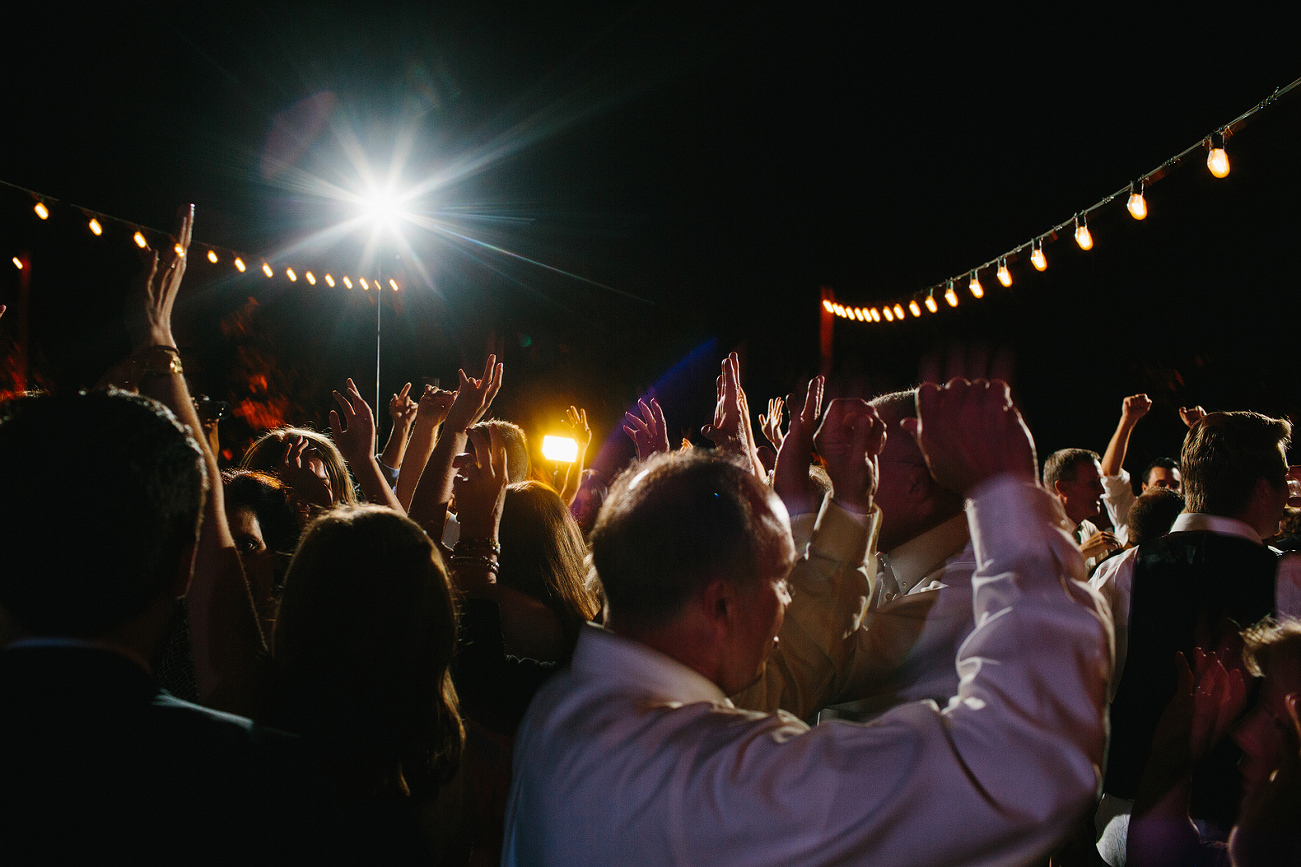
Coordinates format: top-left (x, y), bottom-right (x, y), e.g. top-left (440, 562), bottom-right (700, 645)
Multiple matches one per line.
top-left (305, 271), bottom-right (316, 285)
top-left (909, 299), bottom-right (921, 317)
top-left (234, 257), bottom-right (246, 272)
top-left (872, 308), bottom-right (882, 322)
top-left (944, 280), bottom-right (959, 307)
top-left (342, 276), bottom-right (353, 289)
top-left (133, 231), bottom-right (147, 249)
top-left (893, 303), bottom-right (905, 319)
top-left (883, 306), bottom-right (894, 322)
top-left (286, 268), bottom-right (297, 282)
top-left (1030, 240), bottom-right (1047, 271)
top-left (853, 308), bottom-right (864, 321)
top-left (1127, 180), bottom-right (1148, 220)
top-left (12, 257), bottom-right (23, 270)
top-left (1074, 214), bottom-right (1093, 250)
top-left (88, 217), bottom-right (103, 236)
top-left (996, 258), bottom-right (1012, 287)
top-left (34, 202), bottom-right (49, 220)
top-left (207, 250), bottom-right (218, 263)
top-left (174, 243), bottom-right (185, 257)
top-left (969, 272), bottom-right (984, 298)
top-left (1206, 131), bottom-right (1230, 178)
top-left (924, 291), bottom-right (938, 313)
top-left (822, 299), bottom-right (833, 313)
top-left (262, 263), bottom-right (273, 278)
top-left (324, 274), bottom-right (335, 287)
top-left (360, 277), bottom-right (370, 290)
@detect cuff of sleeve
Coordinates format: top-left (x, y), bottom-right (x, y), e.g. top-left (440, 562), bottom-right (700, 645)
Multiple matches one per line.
top-left (375, 456), bottom-right (401, 487)
top-left (967, 475), bottom-right (1084, 583)
top-left (807, 498), bottom-right (879, 572)
top-left (789, 512), bottom-right (817, 554)
top-left (1101, 468), bottom-right (1131, 496)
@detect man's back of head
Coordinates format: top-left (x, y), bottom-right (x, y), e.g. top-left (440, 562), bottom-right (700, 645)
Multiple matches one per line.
top-left (472, 419), bottom-right (530, 484)
top-left (0, 389), bottom-right (206, 637)
top-left (1182, 411), bottom-right (1291, 523)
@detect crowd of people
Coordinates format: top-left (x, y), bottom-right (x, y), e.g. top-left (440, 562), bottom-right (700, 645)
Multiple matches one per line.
top-left (3, 208), bottom-right (1301, 865)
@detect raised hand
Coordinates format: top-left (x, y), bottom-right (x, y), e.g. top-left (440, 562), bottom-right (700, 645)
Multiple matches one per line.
top-left (1179, 405), bottom-right (1207, 428)
top-left (1234, 693), bottom-right (1301, 859)
top-left (623, 397), bottom-right (669, 462)
top-left (759, 396), bottom-right (786, 452)
top-left (444, 355), bottom-right (504, 434)
top-left (389, 383), bottom-right (418, 428)
top-left (565, 405), bottom-right (592, 449)
top-left (128, 203), bottom-right (194, 349)
top-left (330, 378), bottom-right (378, 466)
top-left (278, 435), bottom-right (334, 509)
top-left (813, 396), bottom-right (886, 514)
top-left (700, 353), bottom-right (746, 454)
top-left (900, 378), bottom-right (1037, 497)
top-left (1122, 394), bottom-right (1153, 423)
top-left (772, 376), bottom-right (823, 515)
top-left (453, 425), bottom-right (509, 542)
top-left (1080, 530), bottom-right (1121, 562)
top-left (414, 384), bottom-right (455, 429)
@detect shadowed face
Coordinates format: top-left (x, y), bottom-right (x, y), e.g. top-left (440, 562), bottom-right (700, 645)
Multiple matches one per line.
top-left (720, 490), bottom-right (796, 695)
top-left (1233, 653), bottom-right (1301, 803)
top-left (1143, 466), bottom-right (1182, 493)
top-left (1056, 459), bottom-right (1105, 524)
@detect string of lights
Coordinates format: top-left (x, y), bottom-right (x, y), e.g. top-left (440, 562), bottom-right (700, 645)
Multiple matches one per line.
top-left (822, 74), bottom-right (1301, 325)
top-left (2, 178), bottom-right (400, 292)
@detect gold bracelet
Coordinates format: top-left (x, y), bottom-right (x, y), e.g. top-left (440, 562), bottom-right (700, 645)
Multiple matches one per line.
top-left (136, 345), bottom-right (183, 378)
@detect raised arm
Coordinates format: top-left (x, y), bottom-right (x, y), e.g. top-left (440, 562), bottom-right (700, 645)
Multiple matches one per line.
top-left (128, 205), bottom-right (267, 716)
top-left (559, 405), bottom-right (591, 506)
top-left (395, 385), bottom-right (454, 510)
top-left (378, 382), bottom-right (417, 476)
top-left (623, 397), bottom-right (669, 462)
top-left (1101, 393), bottom-right (1151, 477)
top-left (329, 377), bottom-right (404, 511)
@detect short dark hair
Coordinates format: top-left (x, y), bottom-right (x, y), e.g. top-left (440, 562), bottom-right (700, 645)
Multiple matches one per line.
top-left (1182, 412), bottom-right (1291, 517)
top-left (0, 390), bottom-right (206, 635)
top-left (1043, 448), bottom-right (1101, 492)
top-left (590, 451), bottom-right (787, 628)
top-left (1241, 617), bottom-right (1301, 679)
top-left (1126, 487), bottom-right (1185, 546)
top-left (1142, 457), bottom-right (1180, 486)
top-left (471, 420), bottom-right (530, 484)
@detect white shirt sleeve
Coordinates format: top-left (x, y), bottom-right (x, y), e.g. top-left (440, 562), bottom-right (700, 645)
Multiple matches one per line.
top-left (1277, 553), bottom-right (1301, 618)
top-left (1089, 546), bottom-right (1134, 700)
top-left (1102, 468), bottom-right (1136, 547)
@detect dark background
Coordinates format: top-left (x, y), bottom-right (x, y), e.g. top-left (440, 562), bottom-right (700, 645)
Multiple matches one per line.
top-left (3, 4), bottom-right (1300, 477)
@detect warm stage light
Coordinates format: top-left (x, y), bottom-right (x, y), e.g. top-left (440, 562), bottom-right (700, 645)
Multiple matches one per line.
top-left (1127, 182), bottom-right (1148, 220)
top-left (1030, 242), bottom-right (1047, 271)
top-left (234, 257), bottom-right (246, 272)
top-left (286, 268), bottom-right (297, 282)
top-left (1074, 215), bottom-right (1093, 250)
top-left (542, 435), bottom-right (579, 463)
top-left (262, 263), bottom-right (273, 278)
top-left (1207, 132), bottom-right (1230, 178)
top-left (325, 274), bottom-right (335, 287)
top-left (969, 272), bottom-right (984, 298)
top-left (88, 218), bottom-right (102, 236)
top-left (306, 271), bottom-right (316, 285)
top-left (34, 202), bottom-right (49, 220)
top-left (997, 259), bottom-right (1012, 287)
top-left (133, 231), bottom-right (147, 249)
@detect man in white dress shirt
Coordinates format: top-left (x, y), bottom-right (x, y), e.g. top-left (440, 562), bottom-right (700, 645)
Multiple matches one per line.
top-left (503, 379), bottom-right (1112, 867)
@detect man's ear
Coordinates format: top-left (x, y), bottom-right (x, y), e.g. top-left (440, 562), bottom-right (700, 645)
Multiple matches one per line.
top-left (1053, 479), bottom-right (1067, 499)
top-left (699, 576), bottom-right (736, 635)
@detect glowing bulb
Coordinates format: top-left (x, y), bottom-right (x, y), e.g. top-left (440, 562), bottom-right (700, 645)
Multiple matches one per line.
top-left (204, 250), bottom-right (217, 264)
top-left (1207, 133), bottom-right (1230, 178)
top-left (88, 217), bottom-right (102, 236)
top-left (893, 304), bottom-right (905, 319)
top-left (944, 282), bottom-right (959, 307)
top-left (1030, 243), bottom-right (1047, 271)
top-left (871, 308), bottom-right (881, 322)
top-left (969, 273), bottom-right (984, 298)
top-left (12, 257), bottom-right (23, 270)
top-left (34, 202), bottom-right (49, 220)
top-left (924, 294), bottom-right (938, 313)
top-left (883, 306), bottom-right (894, 322)
top-left (1074, 216), bottom-right (1093, 250)
top-left (305, 271), bottom-right (316, 285)
top-left (389, 279), bottom-right (398, 291)
top-left (262, 263), bottom-right (273, 278)
top-left (853, 308), bottom-right (864, 321)
top-left (174, 243), bottom-right (185, 257)
top-left (286, 268), bottom-right (297, 282)
top-left (1127, 183), bottom-right (1147, 220)
top-left (325, 274), bottom-right (335, 287)
top-left (342, 276), bottom-right (353, 289)
top-left (542, 435), bottom-right (579, 463)
top-left (234, 257), bottom-right (246, 272)
top-left (996, 260), bottom-right (1011, 287)
top-left (361, 278), bottom-right (370, 290)
top-left (823, 299), bottom-right (833, 313)
top-left (133, 231), bottom-right (147, 249)
top-left (909, 300), bottom-right (921, 317)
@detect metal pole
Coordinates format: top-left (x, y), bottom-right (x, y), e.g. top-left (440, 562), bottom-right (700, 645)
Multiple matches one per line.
top-left (375, 260), bottom-right (383, 418)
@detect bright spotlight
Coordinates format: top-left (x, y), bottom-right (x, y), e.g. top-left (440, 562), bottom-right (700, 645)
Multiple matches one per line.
top-left (542, 435), bottom-right (579, 463)
top-left (360, 189), bottom-right (407, 229)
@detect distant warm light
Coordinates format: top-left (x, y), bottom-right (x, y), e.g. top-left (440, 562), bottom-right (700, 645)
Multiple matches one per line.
top-left (305, 271), bottom-right (316, 285)
top-left (12, 257), bottom-right (23, 270)
top-left (325, 274), bottom-right (335, 287)
top-left (342, 276), bottom-right (353, 289)
top-left (883, 306), bottom-right (894, 322)
top-left (1127, 182), bottom-right (1148, 220)
top-left (909, 300), bottom-right (921, 317)
top-left (34, 202), bottom-right (49, 220)
top-left (1074, 215), bottom-right (1093, 250)
top-left (133, 231), bottom-right (147, 249)
top-left (542, 435), bottom-right (579, 463)
top-left (996, 259), bottom-right (1012, 287)
top-left (893, 303), bottom-right (905, 319)
top-left (1207, 133), bottom-right (1230, 178)
top-left (822, 299), bottom-right (833, 313)
top-left (1030, 242), bottom-right (1047, 271)
top-left (207, 249), bottom-right (218, 263)
top-left (870, 308), bottom-right (881, 322)
top-left (924, 294), bottom-right (938, 313)
top-left (969, 273), bottom-right (984, 299)
top-left (87, 217), bottom-right (103, 236)
top-left (262, 263), bottom-right (273, 278)
top-left (359, 277), bottom-right (369, 290)
top-left (286, 268), bottom-right (297, 282)
top-left (944, 282), bottom-right (959, 307)
top-left (174, 243), bottom-right (185, 257)
top-left (234, 257), bottom-right (246, 272)
top-left (389, 279), bottom-right (399, 291)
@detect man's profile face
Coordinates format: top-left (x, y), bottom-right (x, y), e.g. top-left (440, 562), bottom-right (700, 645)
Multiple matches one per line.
top-left (722, 491), bottom-right (796, 695)
top-left (1056, 459), bottom-right (1105, 524)
top-left (1143, 466), bottom-right (1182, 493)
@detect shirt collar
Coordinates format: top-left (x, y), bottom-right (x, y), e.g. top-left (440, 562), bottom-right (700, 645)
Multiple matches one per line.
top-left (571, 623), bottom-right (730, 707)
top-left (1171, 512), bottom-right (1263, 545)
top-left (884, 513), bottom-right (970, 594)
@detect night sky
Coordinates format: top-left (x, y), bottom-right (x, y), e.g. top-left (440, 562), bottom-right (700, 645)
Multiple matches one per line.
top-left (4, 5), bottom-right (1301, 476)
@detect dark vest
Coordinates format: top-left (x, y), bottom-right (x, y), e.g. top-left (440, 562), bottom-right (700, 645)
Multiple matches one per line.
top-left (1104, 530), bottom-right (1277, 825)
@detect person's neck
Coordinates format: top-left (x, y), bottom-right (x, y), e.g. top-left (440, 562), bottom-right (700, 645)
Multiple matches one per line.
top-left (606, 615), bottom-right (720, 686)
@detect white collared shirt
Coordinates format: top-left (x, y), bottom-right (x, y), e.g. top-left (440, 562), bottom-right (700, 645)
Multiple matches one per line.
top-left (503, 477), bottom-right (1113, 867)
